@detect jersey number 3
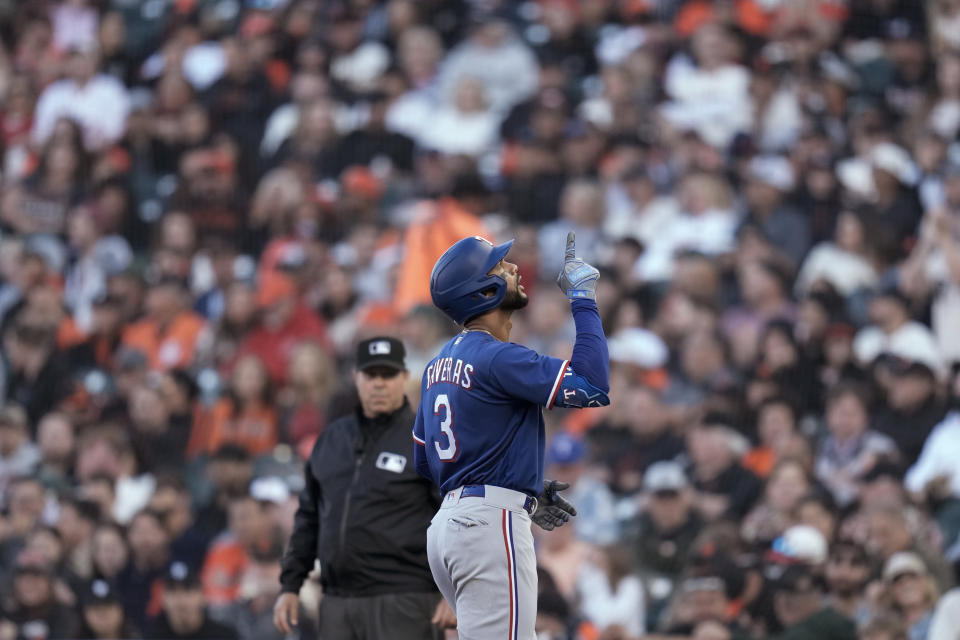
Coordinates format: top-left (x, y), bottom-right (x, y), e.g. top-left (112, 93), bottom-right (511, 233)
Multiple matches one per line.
top-left (434, 394), bottom-right (458, 462)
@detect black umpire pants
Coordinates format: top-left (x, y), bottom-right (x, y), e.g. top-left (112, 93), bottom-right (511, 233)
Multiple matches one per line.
top-left (318, 591), bottom-right (444, 640)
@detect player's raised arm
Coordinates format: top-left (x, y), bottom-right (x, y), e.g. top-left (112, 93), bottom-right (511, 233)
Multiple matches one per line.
top-left (553, 231), bottom-right (610, 407)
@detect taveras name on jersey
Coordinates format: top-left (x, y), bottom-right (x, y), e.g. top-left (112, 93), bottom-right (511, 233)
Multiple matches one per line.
top-left (424, 356), bottom-right (474, 391)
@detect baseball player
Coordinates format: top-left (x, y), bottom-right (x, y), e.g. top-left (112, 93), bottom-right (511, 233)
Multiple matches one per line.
top-left (414, 232), bottom-right (610, 638)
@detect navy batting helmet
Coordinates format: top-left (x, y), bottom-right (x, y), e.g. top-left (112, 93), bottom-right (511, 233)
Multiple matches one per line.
top-left (430, 236), bottom-right (515, 325)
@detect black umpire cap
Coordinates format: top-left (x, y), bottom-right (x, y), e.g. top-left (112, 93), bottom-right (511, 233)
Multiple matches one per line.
top-left (356, 336), bottom-right (406, 372)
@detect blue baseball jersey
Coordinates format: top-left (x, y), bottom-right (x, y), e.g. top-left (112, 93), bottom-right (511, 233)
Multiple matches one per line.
top-left (412, 331), bottom-right (569, 496)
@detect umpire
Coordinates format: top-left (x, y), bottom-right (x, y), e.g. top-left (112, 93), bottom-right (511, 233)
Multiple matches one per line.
top-left (274, 336), bottom-right (454, 639)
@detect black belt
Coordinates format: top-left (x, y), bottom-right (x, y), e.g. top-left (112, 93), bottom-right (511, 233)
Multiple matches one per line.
top-left (460, 484), bottom-right (538, 516)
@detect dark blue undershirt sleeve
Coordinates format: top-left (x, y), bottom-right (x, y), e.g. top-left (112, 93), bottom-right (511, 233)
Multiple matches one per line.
top-left (569, 298), bottom-right (609, 393)
top-left (412, 398), bottom-right (431, 480)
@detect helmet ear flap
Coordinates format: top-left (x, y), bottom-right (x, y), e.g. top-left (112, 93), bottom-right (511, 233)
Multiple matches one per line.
top-left (458, 274), bottom-right (507, 320)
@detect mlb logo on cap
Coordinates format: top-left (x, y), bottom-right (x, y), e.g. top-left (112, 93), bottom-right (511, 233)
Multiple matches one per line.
top-left (369, 340), bottom-right (392, 355)
top-left (356, 336), bottom-right (406, 372)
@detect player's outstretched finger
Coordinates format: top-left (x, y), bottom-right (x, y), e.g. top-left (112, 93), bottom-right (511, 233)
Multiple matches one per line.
top-left (550, 481), bottom-right (570, 493)
top-left (565, 232), bottom-right (576, 260)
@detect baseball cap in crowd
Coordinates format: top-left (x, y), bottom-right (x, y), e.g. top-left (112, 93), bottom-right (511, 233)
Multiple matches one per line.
top-left (356, 336), bottom-right (406, 372)
top-left (748, 155), bottom-right (795, 192)
top-left (883, 551), bottom-right (928, 582)
top-left (876, 316), bottom-right (945, 380)
top-left (82, 579), bottom-right (121, 608)
top-left (250, 476), bottom-right (291, 505)
top-left (870, 142), bottom-right (917, 185)
top-left (546, 433), bottom-right (586, 466)
top-left (770, 525), bottom-right (828, 565)
top-left (643, 461), bottom-right (689, 493)
top-left (607, 328), bottom-right (668, 370)
top-left (257, 271), bottom-right (297, 309)
top-left (884, 16), bottom-right (926, 41)
top-left (164, 561), bottom-right (201, 589)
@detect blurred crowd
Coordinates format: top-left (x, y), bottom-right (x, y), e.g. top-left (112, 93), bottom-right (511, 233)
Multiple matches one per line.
top-left (3, 0), bottom-right (960, 639)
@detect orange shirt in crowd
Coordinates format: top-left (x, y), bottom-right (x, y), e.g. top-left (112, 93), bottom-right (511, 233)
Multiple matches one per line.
top-left (189, 398), bottom-right (278, 458)
top-left (675, 0), bottom-right (772, 36)
top-left (56, 315), bottom-right (86, 350)
top-left (742, 446), bottom-right (776, 478)
top-left (201, 536), bottom-right (248, 607)
top-left (393, 198), bottom-right (489, 316)
top-left (121, 311), bottom-right (206, 371)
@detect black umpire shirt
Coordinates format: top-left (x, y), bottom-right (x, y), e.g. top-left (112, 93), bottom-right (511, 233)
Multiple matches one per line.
top-left (280, 400), bottom-right (440, 597)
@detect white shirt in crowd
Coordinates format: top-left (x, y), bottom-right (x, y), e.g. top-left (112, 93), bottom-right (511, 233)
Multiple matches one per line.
top-left (906, 411), bottom-right (960, 499)
top-left (634, 208), bottom-right (738, 281)
top-left (576, 562), bottom-right (645, 637)
top-left (386, 87), bottom-right (440, 140)
top-left (795, 242), bottom-right (878, 297)
top-left (603, 193), bottom-right (680, 248)
top-left (436, 35), bottom-right (538, 114)
top-left (415, 107), bottom-right (500, 157)
top-left (924, 246), bottom-right (960, 365)
top-left (929, 587), bottom-right (960, 640)
top-left (660, 54), bottom-right (752, 148)
top-left (32, 74), bottom-right (130, 150)
top-left (50, 4), bottom-right (99, 53)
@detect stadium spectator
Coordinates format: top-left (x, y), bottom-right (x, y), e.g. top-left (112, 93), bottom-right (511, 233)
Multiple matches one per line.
top-left (147, 561), bottom-right (238, 640)
top-left (3, 1), bottom-right (960, 637)
top-left (824, 540), bottom-right (874, 625)
top-left (77, 578), bottom-right (140, 640)
top-left (879, 551), bottom-right (939, 640)
top-left (2, 550), bottom-right (81, 640)
top-left (771, 563), bottom-right (856, 640)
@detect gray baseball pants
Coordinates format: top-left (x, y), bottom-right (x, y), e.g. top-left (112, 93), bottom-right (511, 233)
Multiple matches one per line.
top-left (426, 485), bottom-right (538, 640)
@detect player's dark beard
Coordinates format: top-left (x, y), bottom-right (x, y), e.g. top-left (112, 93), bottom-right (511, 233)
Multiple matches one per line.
top-left (500, 287), bottom-right (528, 311)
